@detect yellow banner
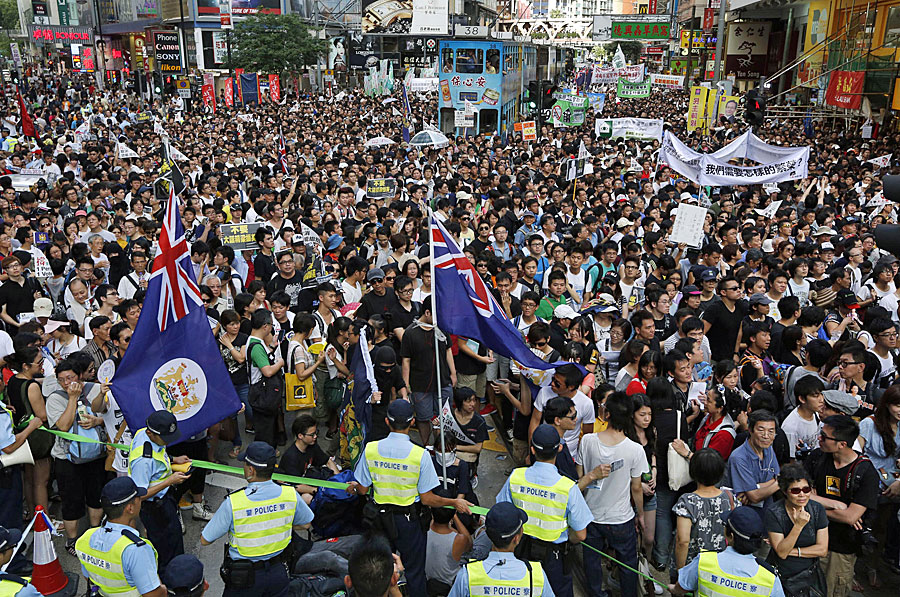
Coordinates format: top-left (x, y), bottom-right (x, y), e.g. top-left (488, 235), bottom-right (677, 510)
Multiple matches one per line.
top-left (718, 94), bottom-right (739, 123)
top-left (687, 86), bottom-right (710, 132)
top-left (800, 0), bottom-right (829, 87)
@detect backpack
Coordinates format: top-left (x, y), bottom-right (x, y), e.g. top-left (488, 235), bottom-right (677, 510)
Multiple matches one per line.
top-left (51, 388), bottom-right (105, 464)
top-left (308, 470), bottom-right (365, 539)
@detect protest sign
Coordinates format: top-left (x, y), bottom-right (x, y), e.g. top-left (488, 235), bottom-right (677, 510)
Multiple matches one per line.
top-left (616, 78), bottom-right (651, 98)
top-left (669, 203), bottom-right (708, 247)
top-left (595, 118), bottom-right (664, 141)
top-left (366, 178), bottom-right (398, 199)
top-left (219, 222), bottom-right (262, 251)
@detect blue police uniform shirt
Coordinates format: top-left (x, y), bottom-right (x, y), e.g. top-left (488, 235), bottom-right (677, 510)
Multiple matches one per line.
top-left (353, 432), bottom-right (440, 498)
top-left (495, 462), bottom-right (593, 543)
top-left (728, 441), bottom-right (780, 513)
top-left (201, 480), bottom-right (314, 561)
top-left (677, 547), bottom-right (785, 597)
top-left (0, 408), bottom-right (15, 451)
top-left (78, 522), bottom-right (161, 595)
top-left (128, 429), bottom-right (172, 500)
top-left (447, 551), bottom-right (556, 597)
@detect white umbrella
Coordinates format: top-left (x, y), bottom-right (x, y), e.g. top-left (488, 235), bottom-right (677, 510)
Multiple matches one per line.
top-left (382, 98), bottom-right (399, 105)
top-left (364, 136), bottom-right (396, 148)
top-left (409, 130), bottom-right (450, 149)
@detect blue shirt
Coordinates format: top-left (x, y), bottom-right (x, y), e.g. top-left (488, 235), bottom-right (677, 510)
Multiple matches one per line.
top-left (0, 408), bottom-right (15, 451)
top-left (128, 429), bottom-right (172, 499)
top-left (447, 551), bottom-right (556, 597)
top-left (677, 547), bottom-right (785, 597)
top-left (0, 574), bottom-right (40, 597)
top-left (201, 480), bottom-right (314, 560)
top-left (353, 432), bottom-right (440, 499)
top-left (728, 440), bottom-right (780, 513)
top-left (78, 523), bottom-right (161, 595)
top-left (859, 416), bottom-right (900, 477)
top-left (495, 462), bottom-right (593, 544)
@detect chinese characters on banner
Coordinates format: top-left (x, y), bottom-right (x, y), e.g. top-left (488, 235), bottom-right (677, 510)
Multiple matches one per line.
top-left (365, 178), bottom-right (398, 200)
top-left (220, 223), bottom-right (262, 250)
top-left (725, 21), bottom-right (771, 79)
top-left (268, 74), bottom-right (280, 102)
top-left (687, 86), bottom-right (710, 133)
top-left (521, 121), bottom-right (537, 141)
top-left (27, 24), bottom-right (93, 43)
top-left (410, 0), bottom-right (448, 34)
top-left (201, 84), bottom-right (216, 113)
top-left (649, 74), bottom-right (684, 88)
top-left (212, 32), bottom-right (227, 64)
top-left (616, 78), bottom-right (651, 98)
top-left (224, 77), bottom-right (234, 107)
top-left (824, 70), bottom-right (864, 110)
top-left (611, 22), bottom-right (670, 39)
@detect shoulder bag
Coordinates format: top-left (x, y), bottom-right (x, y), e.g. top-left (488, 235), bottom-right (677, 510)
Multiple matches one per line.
top-left (668, 411), bottom-right (691, 491)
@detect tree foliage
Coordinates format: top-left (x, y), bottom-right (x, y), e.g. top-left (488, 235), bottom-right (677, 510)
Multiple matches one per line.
top-left (0, 0), bottom-right (20, 55)
top-left (603, 41), bottom-right (643, 64)
top-left (231, 14), bottom-right (328, 74)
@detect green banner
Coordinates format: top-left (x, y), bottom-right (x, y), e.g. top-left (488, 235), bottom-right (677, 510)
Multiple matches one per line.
top-left (616, 78), bottom-right (651, 98)
top-left (550, 97), bottom-right (589, 127)
top-left (611, 21), bottom-right (670, 40)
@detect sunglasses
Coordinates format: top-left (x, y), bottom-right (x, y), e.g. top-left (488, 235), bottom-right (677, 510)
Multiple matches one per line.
top-left (787, 486), bottom-right (812, 495)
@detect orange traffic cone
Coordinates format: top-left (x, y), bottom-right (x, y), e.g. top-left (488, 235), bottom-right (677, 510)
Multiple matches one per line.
top-left (30, 505), bottom-right (71, 596)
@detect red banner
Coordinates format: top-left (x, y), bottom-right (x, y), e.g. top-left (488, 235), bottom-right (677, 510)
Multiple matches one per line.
top-left (268, 74), bottom-right (280, 102)
top-left (825, 70), bottom-right (864, 110)
top-left (702, 8), bottom-right (715, 31)
top-left (201, 84), bottom-right (216, 113)
top-left (223, 78), bottom-right (234, 107)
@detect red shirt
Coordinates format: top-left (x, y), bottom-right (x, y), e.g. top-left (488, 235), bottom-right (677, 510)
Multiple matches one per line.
top-left (693, 413), bottom-right (735, 460)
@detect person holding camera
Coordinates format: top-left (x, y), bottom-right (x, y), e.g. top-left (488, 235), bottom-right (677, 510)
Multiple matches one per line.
top-left (804, 415), bottom-right (881, 597)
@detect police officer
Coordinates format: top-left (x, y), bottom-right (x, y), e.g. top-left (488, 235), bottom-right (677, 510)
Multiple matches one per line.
top-left (345, 400), bottom-right (472, 597)
top-left (0, 389), bottom-right (43, 532)
top-left (448, 502), bottom-right (555, 597)
top-left (668, 507), bottom-right (786, 597)
top-left (75, 477), bottom-right (165, 597)
top-left (200, 441), bottom-right (314, 597)
top-left (163, 555), bottom-right (206, 597)
top-left (0, 526), bottom-right (41, 597)
top-left (128, 410), bottom-right (191, 574)
top-left (495, 424), bottom-right (592, 597)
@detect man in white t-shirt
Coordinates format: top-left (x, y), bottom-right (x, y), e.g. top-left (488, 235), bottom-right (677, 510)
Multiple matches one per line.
top-left (575, 391), bottom-right (648, 597)
top-left (529, 364), bottom-right (594, 460)
top-left (781, 375), bottom-right (824, 458)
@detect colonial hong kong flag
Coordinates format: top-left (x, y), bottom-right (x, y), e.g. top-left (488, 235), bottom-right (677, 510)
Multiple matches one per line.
top-left (430, 216), bottom-right (558, 374)
top-left (111, 187), bottom-right (241, 440)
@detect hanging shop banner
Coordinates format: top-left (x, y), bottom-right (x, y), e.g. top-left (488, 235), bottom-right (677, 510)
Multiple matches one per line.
top-left (611, 21), bottom-right (670, 39)
top-left (410, 0), bottom-right (448, 34)
top-left (590, 64), bottom-right (645, 85)
top-left (725, 22), bottom-right (771, 79)
top-left (680, 30), bottom-right (717, 48)
top-left (595, 117), bottom-right (664, 141)
top-left (799, 0), bottom-right (828, 87)
top-left (697, 149), bottom-right (810, 186)
top-left (362, 0), bottom-right (413, 34)
top-left (824, 70), bottom-right (864, 110)
top-left (28, 25), bottom-right (93, 44)
top-left (212, 31), bottom-right (227, 65)
top-left (616, 78), bottom-right (651, 98)
top-left (153, 30), bottom-right (182, 74)
top-left (649, 73), bottom-right (684, 88)
top-left (201, 84), bottom-right (216, 113)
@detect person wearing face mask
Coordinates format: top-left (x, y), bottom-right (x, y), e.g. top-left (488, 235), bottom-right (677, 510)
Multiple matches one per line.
top-left (367, 346), bottom-right (408, 442)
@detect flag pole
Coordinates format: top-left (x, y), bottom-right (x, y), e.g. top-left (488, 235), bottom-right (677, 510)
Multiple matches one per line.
top-left (429, 212), bottom-right (449, 490)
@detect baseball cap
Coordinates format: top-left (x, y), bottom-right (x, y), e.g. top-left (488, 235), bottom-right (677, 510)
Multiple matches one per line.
top-left (0, 527), bottom-right (21, 552)
top-left (823, 390), bottom-right (858, 416)
top-left (836, 289), bottom-right (860, 309)
top-left (812, 226), bottom-right (835, 237)
top-left (100, 477), bottom-right (147, 507)
top-left (366, 267), bottom-right (385, 282)
top-left (523, 210), bottom-right (536, 219)
top-left (387, 399), bottom-right (415, 426)
top-left (749, 293), bottom-right (773, 306)
top-left (485, 502), bottom-right (528, 542)
top-left (74, 209), bottom-right (88, 217)
top-left (146, 410), bottom-right (180, 444)
top-left (33, 297), bottom-right (53, 318)
top-left (682, 285), bottom-right (701, 296)
top-left (531, 424), bottom-right (561, 451)
top-left (43, 319), bottom-right (67, 334)
top-left (615, 217), bottom-right (631, 229)
top-left (820, 242), bottom-right (835, 251)
top-left (720, 506), bottom-right (765, 540)
top-left (163, 555), bottom-right (205, 596)
top-left (700, 268), bottom-right (718, 282)
top-left (553, 304), bottom-right (578, 320)
top-left (325, 234), bottom-right (344, 251)
top-left (239, 441), bottom-right (277, 469)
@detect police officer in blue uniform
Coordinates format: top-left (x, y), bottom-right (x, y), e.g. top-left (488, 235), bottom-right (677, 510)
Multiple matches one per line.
top-left (163, 555), bottom-right (206, 597)
top-left (0, 391), bottom-right (43, 533)
top-left (669, 507), bottom-right (786, 597)
top-left (128, 410), bottom-right (191, 575)
top-left (494, 425), bottom-right (592, 597)
top-left (448, 502), bottom-right (555, 597)
top-left (75, 477), bottom-right (165, 597)
top-left (200, 441), bottom-right (314, 597)
top-left (345, 400), bottom-right (472, 597)
top-left (0, 526), bottom-right (42, 597)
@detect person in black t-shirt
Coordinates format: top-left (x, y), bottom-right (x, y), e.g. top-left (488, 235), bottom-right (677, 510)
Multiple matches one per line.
top-left (357, 267), bottom-right (398, 321)
top-left (805, 415), bottom-right (880, 596)
top-left (702, 276), bottom-right (749, 362)
top-left (279, 414), bottom-right (340, 503)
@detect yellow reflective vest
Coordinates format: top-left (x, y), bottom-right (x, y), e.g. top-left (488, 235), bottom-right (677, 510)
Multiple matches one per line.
top-left (75, 528), bottom-right (157, 597)
top-left (467, 560), bottom-right (545, 597)
top-left (229, 485), bottom-right (298, 558)
top-left (365, 440), bottom-right (424, 507)
top-left (508, 467), bottom-right (573, 542)
top-left (697, 551), bottom-right (777, 597)
top-left (127, 429), bottom-right (171, 489)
